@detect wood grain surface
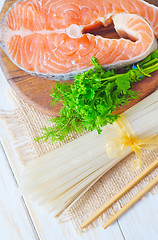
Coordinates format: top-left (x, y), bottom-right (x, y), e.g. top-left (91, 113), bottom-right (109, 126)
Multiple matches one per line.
top-left (0, 0), bottom-right (157, 117)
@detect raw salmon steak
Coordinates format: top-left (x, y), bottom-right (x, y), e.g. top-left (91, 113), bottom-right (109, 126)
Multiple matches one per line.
top-left (0, 0), bottom-right (157, 80)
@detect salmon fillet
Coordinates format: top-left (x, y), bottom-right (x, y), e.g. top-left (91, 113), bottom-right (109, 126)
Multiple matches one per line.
top-left (0, 0), bottom-right (157, 80)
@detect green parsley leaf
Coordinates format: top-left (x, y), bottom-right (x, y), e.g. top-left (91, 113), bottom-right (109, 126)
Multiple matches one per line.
top-left (36, 50), bottom-right (158, 144)
top-left (115, 75), bottom-right (131, 94)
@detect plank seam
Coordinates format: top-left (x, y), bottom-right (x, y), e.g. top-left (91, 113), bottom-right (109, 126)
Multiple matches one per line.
top-left (117, 220), bottom-right (127, 240)
top-left (0, 140), bottom-right (41, 240)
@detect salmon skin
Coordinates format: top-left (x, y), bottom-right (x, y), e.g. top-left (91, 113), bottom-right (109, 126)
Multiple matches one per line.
top-left (0, 0), bottom-right (157, 80)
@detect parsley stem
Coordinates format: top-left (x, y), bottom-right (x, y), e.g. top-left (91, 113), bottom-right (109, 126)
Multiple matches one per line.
top-left (143, 62), bottom-right (158, 74)
top-left (100, 62), bottom-right (158, 85)
top-left (101, 73), bottom-right (125, 82)
top-left (141, 58), bottom-right (158, 68)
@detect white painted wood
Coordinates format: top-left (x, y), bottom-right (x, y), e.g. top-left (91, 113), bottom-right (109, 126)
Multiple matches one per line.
top-left (118, 193), bottom-right (158, 240)
top-left (0, 1), bottom-right (4, 12)
top-left (0, 142), bottom-right (37, 240)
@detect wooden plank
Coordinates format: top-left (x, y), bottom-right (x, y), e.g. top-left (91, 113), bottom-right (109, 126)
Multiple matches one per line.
top-left (0, 142), bottom-right (38, 240)
top-left (117, 193), bottom-right (158, 240)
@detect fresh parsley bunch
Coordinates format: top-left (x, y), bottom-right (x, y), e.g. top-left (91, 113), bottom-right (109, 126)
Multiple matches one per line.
top-left (37, 50), bottom-right (158, 143)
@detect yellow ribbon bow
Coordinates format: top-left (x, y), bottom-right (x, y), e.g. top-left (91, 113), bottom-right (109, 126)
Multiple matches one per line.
top-left (106, 114), bottom-right (158, 168)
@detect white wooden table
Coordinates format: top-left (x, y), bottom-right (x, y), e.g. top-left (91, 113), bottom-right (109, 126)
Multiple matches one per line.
top-left (0, 1), bottom-right (158, 239)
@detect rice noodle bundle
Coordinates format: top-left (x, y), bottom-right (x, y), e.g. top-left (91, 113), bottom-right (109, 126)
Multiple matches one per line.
top-left (21, 91), bottom-right (158, 216)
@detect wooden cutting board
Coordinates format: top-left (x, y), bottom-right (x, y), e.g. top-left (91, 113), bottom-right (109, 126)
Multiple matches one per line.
top-left (0, 0), bottom-right (158, 117)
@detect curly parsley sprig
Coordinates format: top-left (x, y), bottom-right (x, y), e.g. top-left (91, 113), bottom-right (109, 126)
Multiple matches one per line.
top-left (37, 50), bottom-right (158, 143)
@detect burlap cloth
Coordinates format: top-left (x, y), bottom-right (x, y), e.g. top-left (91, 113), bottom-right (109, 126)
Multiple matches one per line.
top-left (0, 89), bottom-right (158, 233)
